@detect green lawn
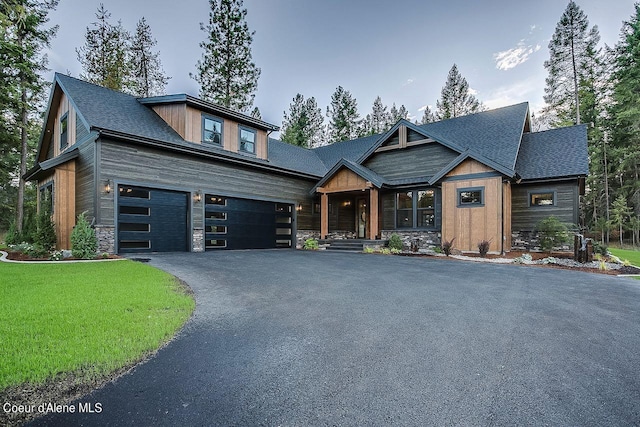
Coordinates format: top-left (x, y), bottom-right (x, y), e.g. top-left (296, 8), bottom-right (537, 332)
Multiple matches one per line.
top-left (0, 260), bottom-right (194, 390)
top-left (609, 247), bottom-right (640, 279)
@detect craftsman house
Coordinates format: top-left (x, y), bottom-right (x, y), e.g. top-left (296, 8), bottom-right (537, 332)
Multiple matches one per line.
top-left (26, 74), bottom-right (588, 254)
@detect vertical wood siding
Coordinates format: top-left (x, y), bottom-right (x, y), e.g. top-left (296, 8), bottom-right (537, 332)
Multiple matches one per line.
top-left (54, 161), bottom-right (76, 249)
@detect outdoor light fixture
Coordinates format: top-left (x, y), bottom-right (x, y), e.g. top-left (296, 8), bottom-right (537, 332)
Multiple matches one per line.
top-left (344, 200), bottom-right (351, 207)
top-left (296, 203), bottom-right (303, 212)
top-left (104, 179), bottom-right (112, 194)
top-left (194, 190), bottom-right (202, 203)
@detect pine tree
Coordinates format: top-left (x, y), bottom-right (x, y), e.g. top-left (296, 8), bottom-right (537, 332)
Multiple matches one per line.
top-left (250, 106), bottom-right (261, 120)
top-left (76, 4), bottom-right (130, 91)
top-left (129, 17), bottom-right (169, 97)
top-left (192, 0), bottom-right (260, 112)
top-left (390, 103), bottom-right (409, 123)
top-left (369, 96), bottom-right (390, 134)
top-left (543, 1), bottom-right (600, 126)
top-left (0, 0), bottom-right (58, 232)
top-left (326, 86), bottom-right (360, 143)
top-left (420, 106), bottom-right (435, 124)
top-left (435, 64), bottom-right (483, 120)
top-left (281, 94), bottom-right (324, 148)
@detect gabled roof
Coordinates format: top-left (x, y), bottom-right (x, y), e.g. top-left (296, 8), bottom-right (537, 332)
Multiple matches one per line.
top-left (267, 138), bottom-right (327, 177)
top-left (309, 158), bottom-right (385, 195)
top-left (516, 125), bottom-right (588, 180)
top-left (313, 134), bottom-right (380, 170)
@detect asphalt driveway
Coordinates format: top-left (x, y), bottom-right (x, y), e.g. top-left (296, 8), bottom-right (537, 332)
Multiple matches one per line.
top-left (32, 250), bottom-right (640, 426)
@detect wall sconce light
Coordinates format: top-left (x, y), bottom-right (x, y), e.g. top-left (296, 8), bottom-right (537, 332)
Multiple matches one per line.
top-left (194, 190), bottom-right (202, 203)
top-left (296, 203), bottom-right (303, 212)
top-left (344, 200), bottom-right (352, 207)
top-left (104, 179), bottom-right (112, 194)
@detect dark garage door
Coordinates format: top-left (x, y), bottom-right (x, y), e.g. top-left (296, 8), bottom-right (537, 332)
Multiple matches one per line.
top-left (205, 194), bottom-right (292, 250)
top-left (117, 185), bottom-right (189, 253)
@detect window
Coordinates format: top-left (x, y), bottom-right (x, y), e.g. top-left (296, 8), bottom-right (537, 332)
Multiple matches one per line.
top-left (119, 186), bottom-right (150, 199)
top-left (60, 113), bottom-right (68, 151)
top-left (417, 190), bottom-right (435, 227)
top-left (239, 126), bottom-right (256, 154)
top-left (202, 115), bottom-right (223, 145)
top-left (206, 225), bottom-right (227, 234)
top-left (396, 191), bottom-right (413, 228)
top-left (205, 211), bottom-right (227, 220)
top-left (120, 206), bottom-right (150, 216)
top-left (206, 195), bottom-right (226, 205)
top-left (457, 187), bottom-right (484, 207)
top-left (529, 192), bottom-right (555, 207)
top-left (39, 182), bottom-right (54, 215)
top-left (206, 239), bottom-right (226, 248)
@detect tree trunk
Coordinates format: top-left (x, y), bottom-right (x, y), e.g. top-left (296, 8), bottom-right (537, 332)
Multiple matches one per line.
top-left (570, 19), bottom-right (580, 125)
top-left (603, 134), bottom-right (610, 244)
top-left (16, 86), bottom-right (28, 232)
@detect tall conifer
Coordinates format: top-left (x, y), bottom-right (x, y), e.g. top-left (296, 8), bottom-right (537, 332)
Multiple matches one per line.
top-left (326, 86), bottom-right (360, 143)
top-left (435, 64), bottom-right (483, 120)
top-left (129, 17), bottom-right (169, 97)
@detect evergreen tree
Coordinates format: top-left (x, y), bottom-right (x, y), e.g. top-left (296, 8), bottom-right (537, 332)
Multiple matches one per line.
top-left (326, 86), bottom-right (360, 143)
top-left (609, 3), bottom-right (640, 225)
top-left (250, 106), bottom-right (261, 120)
top-left (435, 64), bottom-right (483, 120)
top-left (192, 0), bottom-right (260, 112)
top-left (281, 93), bottom-right (324, 148)
top-left (0, 0), bottom-right (58, 232)
top-left (369, 96), bottom-right (390, 134)
top-left (420, 106), bottom-right (435, 124)
top-left (390, 103), bottom-right (409, 122)
top-left (543, 1), bottom-right (600, 126)
top-left (76, 4), bottom-right (130, 91)
top-left (129, 17), bottom-right (169, 97)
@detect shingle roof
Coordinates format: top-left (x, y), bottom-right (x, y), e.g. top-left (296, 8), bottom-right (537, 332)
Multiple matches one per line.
top-left (516, 125), bottom-right (588, 180)
top-left (56, 73), bottom-right (185, 145)
top-left (313, 134), bottom-right (380, 170)
top-left (267, 138), bottom-right (327, 177)
top-left (418, 102), bottom-right (529, 174)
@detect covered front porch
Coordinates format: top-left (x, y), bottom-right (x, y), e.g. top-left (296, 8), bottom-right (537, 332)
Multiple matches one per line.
top-left (311, 159), bottom-right (383, 241)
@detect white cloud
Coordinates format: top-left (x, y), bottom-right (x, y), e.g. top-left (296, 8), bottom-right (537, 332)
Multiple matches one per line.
top-left (468, 87), bottom-right (478, 96)
top-left (483, 77), bottom-right (539, 110)
top-left (417, 104), bottom-right (432, 112)
top-left (493, 41), bottom-right (541, 71)
top-left (403, 78), bottom-right (414, 86)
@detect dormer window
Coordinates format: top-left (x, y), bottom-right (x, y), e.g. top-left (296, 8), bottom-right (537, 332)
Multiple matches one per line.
top-left (60, 113), bottom-right (68, 151)
top-left (239, 126), bottom-right (256, 154)
top-left (202, 115), bottom-right (222, 145)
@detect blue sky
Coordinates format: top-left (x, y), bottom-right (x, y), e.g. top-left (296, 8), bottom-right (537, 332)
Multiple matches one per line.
top-left (45, 0), bottom-right (634, 130)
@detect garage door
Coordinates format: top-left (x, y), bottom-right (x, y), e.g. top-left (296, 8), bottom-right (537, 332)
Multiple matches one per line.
top-left (117, 185), bottom-right (189, 253)
top-left (205, 194), bottom-right (292, 250)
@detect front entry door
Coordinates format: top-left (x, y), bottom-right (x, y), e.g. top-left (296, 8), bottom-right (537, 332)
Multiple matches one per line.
top-left (357, 198), bottom-right (367, 238)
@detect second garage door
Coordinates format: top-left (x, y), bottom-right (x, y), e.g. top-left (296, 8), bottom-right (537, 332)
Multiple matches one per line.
top-left (204, 194), bottom-right (292, 250)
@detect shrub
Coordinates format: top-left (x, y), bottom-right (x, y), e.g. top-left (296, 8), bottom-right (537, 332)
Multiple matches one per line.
top-left (441, 237), bottom-right (456, 256)
top-left (363, 247), bottom-right (375, 254)
top-left (388, 233), bottom-right (403, 251)
top-left (4, 221), bottom-right (22, 245)
top-left (71, 212), bottom-right (98, 259)
top-left (592, 241), bottom-right (608, 257)
top-left (49, 250), bottom-right (64, 261)
top-left (390, 248), bottom-right (401, 254)
top-left (478, 239), bottom-right (491, 257)
top-left (26, 244), bottom-right (49, 259)
top-left (35, 212), bottom-right (57, 252)
top-left (303, 238), bottom-right (319, 250)
top-left (537, 216), bottom-right (569, 253)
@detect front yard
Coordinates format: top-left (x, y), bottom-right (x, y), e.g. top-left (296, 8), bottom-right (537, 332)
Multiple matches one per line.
top-left (0, 260), bottom-right (194, 424)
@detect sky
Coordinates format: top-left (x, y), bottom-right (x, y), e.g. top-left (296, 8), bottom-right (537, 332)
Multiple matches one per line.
top-left (44, 0), bottom-right (635, 132)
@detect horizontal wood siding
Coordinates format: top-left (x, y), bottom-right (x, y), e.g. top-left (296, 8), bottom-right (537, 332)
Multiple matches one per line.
top-left (381, 191), bottom-right (395, 229)
top-left (511, 181), bottom-right (579, 231)
top-left (327, 195), bottom-right (356, 232)
top-left (75, 112), bottom-right (89, 142)
top-left (364, 143), bottom-right (459, 180)
top-left (75, 140), bottom-right (95, 220)
top-left (98, 139), bottom-right (316, 230)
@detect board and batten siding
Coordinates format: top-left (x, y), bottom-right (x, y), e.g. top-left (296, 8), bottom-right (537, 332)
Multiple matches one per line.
top-left (97, 139), bottom-right (317, 230)
top-left (511, 181), bottom-right (579, 231)
top-left (441, 159), bottom-right (504, 253)
top-left (364, 143), bottom-right (459, 181)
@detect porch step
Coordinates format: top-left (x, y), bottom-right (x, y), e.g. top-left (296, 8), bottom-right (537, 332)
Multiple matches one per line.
top-left (320, 239), bottom-right (368, 252)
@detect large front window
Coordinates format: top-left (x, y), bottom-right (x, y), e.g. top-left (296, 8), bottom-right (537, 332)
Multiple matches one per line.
top-left (239, 126), bottom-right (256, 154)
top-left (396, 189), bottom-right (437, 229)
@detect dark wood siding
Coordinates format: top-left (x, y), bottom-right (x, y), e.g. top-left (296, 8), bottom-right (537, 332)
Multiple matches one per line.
top-left (511, 181), bottom-right (579, 231)
top-left (364, 143), bottom-right (459, 180)
top-left (75, 113), bottom-right (89, 142)
top-left (381, 191), bottom-right (395, 229)
top-left (327, 195), bottom-right (356, 232)
top-left (97, 139), bottom-right (317, 230)
top-left (75, 140), bottom-right (95, 220)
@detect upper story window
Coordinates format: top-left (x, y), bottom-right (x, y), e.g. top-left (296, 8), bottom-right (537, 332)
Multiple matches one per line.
top-left (202, 115), bottom-right (223, 145)
top-left (529, 191), bottom-right (555, 207)
top-left (457, 187), bottom-right (484, 207)
top-left (239, 126), bottom-right (256, 154)
top-left (59, 113), bottom-right (68, 151)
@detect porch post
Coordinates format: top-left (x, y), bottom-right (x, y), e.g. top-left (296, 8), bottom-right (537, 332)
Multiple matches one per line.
top-left (369, 188), bottom-right (379, 240)
top-left (320, 192), bottom-right (329, 239)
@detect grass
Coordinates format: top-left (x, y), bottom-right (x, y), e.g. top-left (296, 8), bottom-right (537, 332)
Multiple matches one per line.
top-left (0, 260), bottom-right (194, 390)
top-left (608, 247), bottom-right (640, 279)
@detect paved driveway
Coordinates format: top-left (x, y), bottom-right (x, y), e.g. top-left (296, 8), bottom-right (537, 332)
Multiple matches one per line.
top-left (33, 251), bottom-right (640, 426)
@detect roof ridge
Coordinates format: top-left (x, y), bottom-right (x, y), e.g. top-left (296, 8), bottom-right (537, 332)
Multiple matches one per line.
top-left (55, 72), bottom-right (137, 99)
